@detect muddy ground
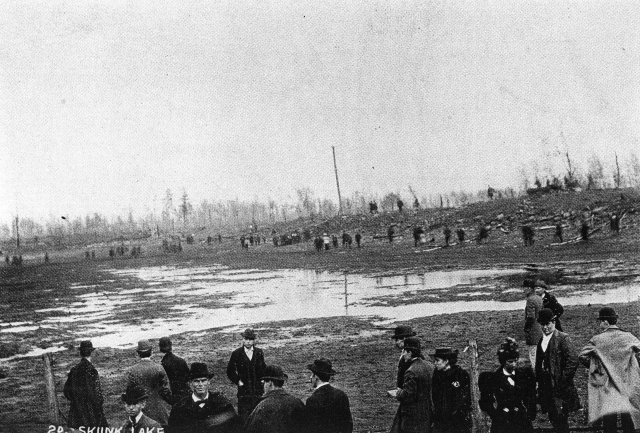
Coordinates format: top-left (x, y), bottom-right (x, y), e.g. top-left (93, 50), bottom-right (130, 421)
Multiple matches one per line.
top-left (1, 234), bottom-right (640, 433)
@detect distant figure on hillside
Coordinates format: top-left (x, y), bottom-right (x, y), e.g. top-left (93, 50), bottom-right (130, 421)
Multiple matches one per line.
top-left (397, 199), bottom-right (404, 213)
top-left (332, 235), bottom-right (339, 249)
top-left (323, 233), bottom-right (331, 250)
top-left (109, 248), bottom-right (115, 258)
top-left (240, 236), bottom-right (246, 249)
top-left (413, 226), bottom-right (424, 247)
top-left (487, 185), bottom-right (495, 200)
top-left (44, 252), bottom-right (50, 264)
top-left (207, 235), bottom-right (212, 245)
top-left (477, 225), bottom-right (489, 243)
top-left (218, 233), bottom-right (223, 243)
top-left (342, 232), bottom-right (352, 248)
top-left (522, 224), bottom-right (534, 246)
top-left (457, 228), bottom-right (465, 243)
top-left (91, 251), bottom-right (95, 260)
top-left (413, 198), bottom-right (420, 209)
top-left (581, 220), bottom-right (590, 241)
top-left (314, 236), bottom-right (324, 252)
top-left (443, 226), bottom-right (452, 246)
top-left (355, 232), bottom-right (362, 248)
top-left (387, 226), bottom-right (395, 243)
top-left (555, 222), bottom-right (564, 243)
top-left (610, 214), bottom-right (620, 234)
top-left (85, 251), bottom-right (91, 260)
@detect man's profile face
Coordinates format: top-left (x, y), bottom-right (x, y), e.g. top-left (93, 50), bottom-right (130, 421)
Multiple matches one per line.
top-left (309, 372), bottom-right (319, 388)
top-left (599, 319), bottom-right (610, 330)
top-left (243, 338), bottom-right (255, 349)
top-left (124, 401), bottom-right (146, 418)
top-left (401, 348), bottom-right (412, 362)
top-left (534, 286), bottom-right (545, 297)
top-left (394, 338), bottom-right (404, 350)
top-left (541, 321), bottom-right (556, 336)
top-left (190, 378), bottom-right (209, 398)
top-left (434, 357), bottom-right (449, 371)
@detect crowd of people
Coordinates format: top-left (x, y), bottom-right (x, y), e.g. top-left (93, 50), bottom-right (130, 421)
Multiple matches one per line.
top-left (62, 284), bottom-right (640, 433)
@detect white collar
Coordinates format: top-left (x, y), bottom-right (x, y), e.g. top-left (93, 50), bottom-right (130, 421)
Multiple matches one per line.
top-left (502, 368), bottom-right (515, 376)
top-left (315, 382), bottom-right (330, 390)
top-left (132, 412), bottom-right (143, 423)
top-left (244, 346), bottom-right (254, 352)
top-left (192, 392), bottom-right (209, 403)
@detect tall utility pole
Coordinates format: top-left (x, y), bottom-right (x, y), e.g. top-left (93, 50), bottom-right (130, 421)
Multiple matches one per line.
top-left (332, 146), bottom-right (343, 215)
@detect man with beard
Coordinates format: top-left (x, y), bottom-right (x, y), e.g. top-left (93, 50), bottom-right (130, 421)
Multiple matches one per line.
top-left (479, 338), bottom-right (536, 433)
top-left (226, 328), bottom-right (267, 421)
top-left (431, 348), bottom-right (471, 433)
top-left (390, 337), bottom-right (434, 433)
top-left (169, 362), bottom-right (241, 433)
top-left (535, 308), bottom-right (580, 433)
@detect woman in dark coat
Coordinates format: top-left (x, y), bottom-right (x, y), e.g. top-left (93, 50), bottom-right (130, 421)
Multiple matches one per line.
top-left (479, 338), bottom-right (537, 433)
top-left (431, 348), bottom-right (471, 433)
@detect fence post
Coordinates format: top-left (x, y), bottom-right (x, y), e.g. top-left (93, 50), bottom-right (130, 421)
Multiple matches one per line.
top-left (42, 353), bottom-right (60, 424)
top-left (468, 339), bottom-right (487, 433)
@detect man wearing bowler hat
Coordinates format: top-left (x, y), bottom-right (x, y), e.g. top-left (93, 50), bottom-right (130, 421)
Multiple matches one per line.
top-left (244, 364), bottom-right (308, 433)
top-left (126, 339), bottom-right (173, 425)
top-left (391, 325), bottom-right (418, 389)
top-left (535, 308), bottom-right (579, 433)
top-left (579, 307), bottom-right (640, 433)
top-left (306, 358), bottom-right (353, 433)
top-left (390, 337), bottom-right (434, 433)
top-left (226, 328), bottom-right (267, 421)
top-left (63, 340), bottom-right (109, 429)
top-left (120, 384), bottom-right (162, 432)
top-left (159, 336), bottom-right (190, 402)
top-left (169, 362), bottom-right (241, 433)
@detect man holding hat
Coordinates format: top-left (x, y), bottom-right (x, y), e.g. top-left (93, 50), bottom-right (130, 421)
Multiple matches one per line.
top-left (390, 337), bottom-right (434, 433)
top-left (63, 340), bottom-right (109, 429)
top-left (522, 279), bottom-right (543, 369)
top-left (479, 338), bottom-right (537, 433)
top-left (169, 362), bottom-right (241, 433)
top-left (244, 364), bottom-right (308, 433)
top-left (120, 384), bottom-right (162, 432)
top-left (579, 306), bottom-right (640, 433)
top-left (431, 348), bottom-right (471, 433)
top-left (126, 339), bottom-right (172, 425)
top-left (226, 328), bottom-right (267, 421)
top-left (534, 308), bottom-right (579, 433)
top-left (159, 336), bottom-right (190, 402)
top-left (391, 325), bottom-right (418, 389)
top-left (306, 358), bottom-right (353, 433)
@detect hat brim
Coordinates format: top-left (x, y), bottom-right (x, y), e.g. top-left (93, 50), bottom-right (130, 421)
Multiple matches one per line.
top-left (121, 394), bottom-right (148, 404)
top-left (261, 374), bottom-right (288, 381)
top-left (391, 332), bottom-right (416, 340)
top-left (190, 373), bottom-right (214, 380)
top-left (307, 364), bottom-right (337, 375)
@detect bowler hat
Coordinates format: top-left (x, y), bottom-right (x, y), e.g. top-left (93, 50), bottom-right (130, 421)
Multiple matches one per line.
top-left (189, 362), bottom-right (214, 380)
top-left (497, 337), bottom-right (520, 362)
top-left (136, 340), bottom-right (152, 352)
top-left (391, 325), bottom-right (416, 340)
top-left (522, 278), bottom-right (535, 288)
top-left (158, 337), bottom-right (172, 349)
top-left (261, 365), bottom-right (288, 382)
top-left (598, 306), bottom-right (618, 320)
top-left (307, 358), bottom-right (337, 376)
top-left (431, 347), bottom-right (459, 360)
top-left (79, 340), bottom-right (95, 352)
top-left (121, 384), bottom-right (148, 404)
top-left (537, 308), bottom-right (556, 324)
top-left (534, 280), bottom-right (548, 289)
top-left (241, 328), bottom-right (257, 340)
top-left (403, 337), bottom-right (421, 352)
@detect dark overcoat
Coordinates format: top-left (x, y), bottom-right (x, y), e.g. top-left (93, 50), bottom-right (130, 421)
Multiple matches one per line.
top-left (478, 367), bottom-right (536, 433)
top-left (168, 391), bottom-right (241, 433)
top-left (432, 365), bottom-right (472, 433)
top-left (226, 346), bottom-right (266, 398)
top-left (391, 357), bottom-right (434, 433)
top-left (306, 384), bottom-right (353, 433)
top-left (535, 330), bottom-right (580, 412)
top-left (63, 358), bottom-right (109, 428)
top-left (161, 351), bottom-right (190, 402)
top-left (120, 413), bottom-right (162, 432)
top-left (244, 388), bottom-right (309, 433)
top-left (126, 359), bottom-right (173, 425)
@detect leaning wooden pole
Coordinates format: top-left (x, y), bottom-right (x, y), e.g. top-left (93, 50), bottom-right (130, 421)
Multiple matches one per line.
top-left (332, 146), bottom-right (343, 215)
top-left (468, 339), bottom-right (487, 433)
top-left (42, 353), bottom-right (60, 424)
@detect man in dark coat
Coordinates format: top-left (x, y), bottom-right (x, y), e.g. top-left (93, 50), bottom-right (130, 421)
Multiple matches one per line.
top-left (226, 328), bottom-right (267, 421)
top-left (63, 340), bottom-right (109, 429)
top-left (390, 337), bottom-right (434, 433)
top-left (120, 384), bottom-right (163, 432)
top-left (523, 280), bottom-right (543, 369)
top-left (391, 325), bottom-right (418, 389)
top-left (535, 308), bottom-right (580, 433)
top-left (169, 362), bottom-right (241, 433)
top-left (431, 348), bottom-right (471, 433)
top-left (244, 365), bottom-right (308, 433)
top-left (355, 231), bottom-right (362, 248)
top-left (159, 336), bottom-right (190, 403)
top-left (533, 280), bottom-right (564, 332)
top-left (479, 338), bottom-right (536, 433)
top-left (306, 358), bottom-right (353, 433)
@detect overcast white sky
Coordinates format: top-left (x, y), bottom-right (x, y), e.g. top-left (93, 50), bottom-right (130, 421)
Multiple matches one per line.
top-left (1, 0), bottom-right (639, 224)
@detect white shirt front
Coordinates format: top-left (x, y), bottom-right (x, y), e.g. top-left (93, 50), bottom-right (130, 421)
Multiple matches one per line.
top-left (244, 346), bottom-right (254, 361)
top-left (502, 368), bottom-right (515, 386)
top-left (192, 392), bottom-right (210, 407)
top-left (541, 333), bottom-right (553, 352)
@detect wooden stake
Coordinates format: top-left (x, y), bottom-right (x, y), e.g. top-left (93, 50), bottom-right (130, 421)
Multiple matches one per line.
top-left (332, 146), bottom-right (343, 215)
top-left (468, 339), bottom-right (487, 433)
top-left (42, 353), bottom-right (60, 424)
